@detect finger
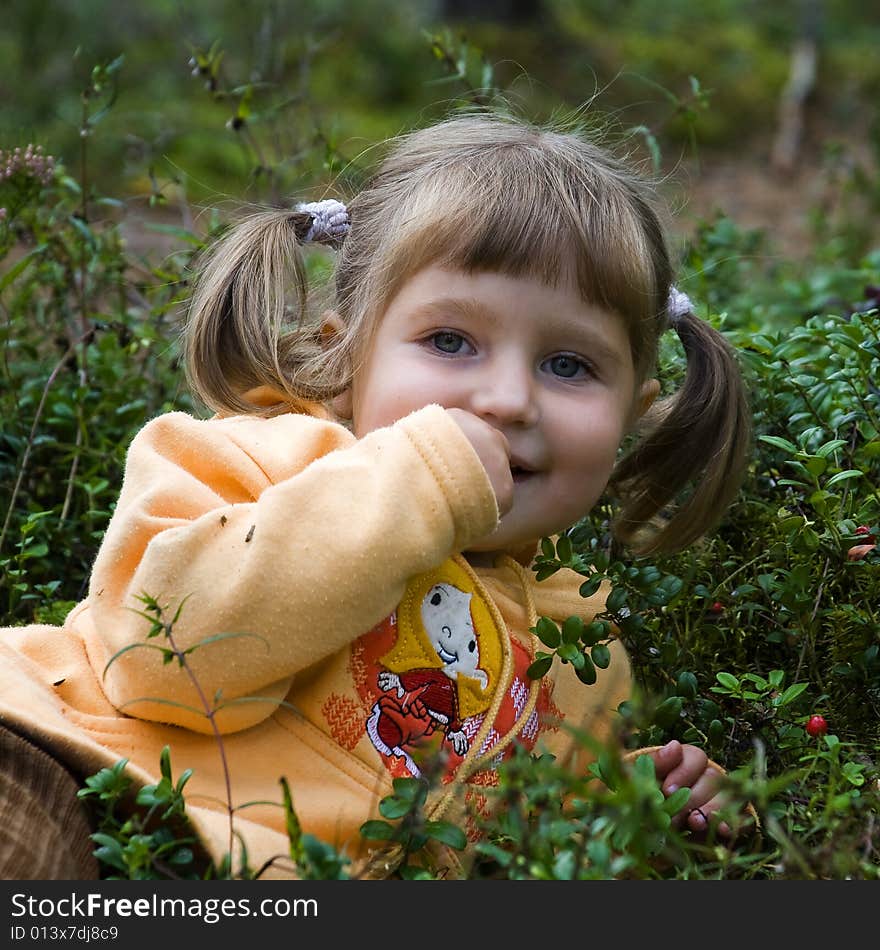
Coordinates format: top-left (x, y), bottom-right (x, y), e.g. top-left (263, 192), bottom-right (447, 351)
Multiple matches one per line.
top-left (649, 740), bottom-right (684, 782)
top-left (680, 776), bottom-right (733, 839)
top-left (668, 767), bottom-right (722, 828)
top-left (661, 743), bottom-right (709, 795)
top-left (685, 798), bottom-right (733, 839)
top-left (677, 768), bottom-right (723, 810)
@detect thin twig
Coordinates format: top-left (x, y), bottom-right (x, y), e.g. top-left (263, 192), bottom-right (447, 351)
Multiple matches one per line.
top-left (0, 332), bottom-right (90, 558)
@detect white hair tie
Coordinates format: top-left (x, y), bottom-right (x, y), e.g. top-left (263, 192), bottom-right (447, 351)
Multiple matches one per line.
top-left (667, 287), bottom-right (693, 328)
top-left (295, 199), bottom-right (350, 244)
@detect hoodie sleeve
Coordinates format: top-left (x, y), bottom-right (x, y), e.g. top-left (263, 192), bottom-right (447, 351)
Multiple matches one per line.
top-left (82, 405), bottom-right (498, 734)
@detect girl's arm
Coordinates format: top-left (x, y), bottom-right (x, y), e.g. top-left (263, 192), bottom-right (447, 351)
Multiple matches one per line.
top-left (83, 405), bottom-right (498, 733)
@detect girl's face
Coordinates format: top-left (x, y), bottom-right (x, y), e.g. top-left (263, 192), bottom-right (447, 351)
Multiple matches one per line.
top-left (346, 266), bottom-right (658, 557)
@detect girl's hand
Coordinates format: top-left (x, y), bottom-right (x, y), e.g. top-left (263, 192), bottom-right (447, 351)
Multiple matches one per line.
top-left (447, 408), bottom-right (513, 516)
top-left (649, 740), bottom-right (734, 839)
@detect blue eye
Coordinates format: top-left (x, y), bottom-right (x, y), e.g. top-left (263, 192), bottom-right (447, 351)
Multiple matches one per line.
top-left (432, 331), bottom-right (467, 354)
top-left (545, 354), bottom-right (587, 379)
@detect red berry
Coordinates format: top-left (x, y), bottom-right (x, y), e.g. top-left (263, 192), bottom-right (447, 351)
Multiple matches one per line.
top-left (806, 714), bottom-right (828, 737)
top-left (710, 601), bottom-right (724, 613)
top-left (856, 525), bottom-right (873, 536)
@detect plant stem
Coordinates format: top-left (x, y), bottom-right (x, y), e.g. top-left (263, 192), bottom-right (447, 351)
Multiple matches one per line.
top-left (0, 334), bottom-right (87, 558)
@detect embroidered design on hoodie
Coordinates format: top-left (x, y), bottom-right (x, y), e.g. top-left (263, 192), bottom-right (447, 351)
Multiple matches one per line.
top-left (347, 558), bottom-right (559, 780)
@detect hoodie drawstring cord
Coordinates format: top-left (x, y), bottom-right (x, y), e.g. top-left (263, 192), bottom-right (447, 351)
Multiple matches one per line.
top-left (426, 554), bottom-right (541, 821)
top-left (358, 554), bottom-right (543, 879)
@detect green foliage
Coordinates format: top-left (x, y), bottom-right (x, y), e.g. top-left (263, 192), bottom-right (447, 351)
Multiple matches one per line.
top-left (468, 740), bottom-right (762, 880)
top-left (280, 777), bottom-right (351, 880)
top-left (0, 70), bottom-right (198, 622)
top-left (360, 772), bottom-right (469, 880)
top-left (77, 747), bottom-right (206, 880)
top-left (527, 531), bottom-right (683, 685)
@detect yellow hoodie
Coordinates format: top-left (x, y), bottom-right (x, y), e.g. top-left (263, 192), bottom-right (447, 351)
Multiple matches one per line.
top-left (0, 403), bottom-right (631, 878)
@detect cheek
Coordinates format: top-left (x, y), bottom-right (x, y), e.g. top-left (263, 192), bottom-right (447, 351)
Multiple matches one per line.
top-left (354, 361), bottom-right (465, 437)
top-left (552, 406), bottom-right (627, 475)
top-left (351, 366), bottom-right (435, 437)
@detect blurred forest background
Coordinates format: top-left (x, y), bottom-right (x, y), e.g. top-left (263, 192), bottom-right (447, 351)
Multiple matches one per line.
top-left (3, 0), bottom-right (879, 262)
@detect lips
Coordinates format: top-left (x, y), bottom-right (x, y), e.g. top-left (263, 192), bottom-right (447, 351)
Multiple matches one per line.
top-left (510, 460), bottom-right (538, 483)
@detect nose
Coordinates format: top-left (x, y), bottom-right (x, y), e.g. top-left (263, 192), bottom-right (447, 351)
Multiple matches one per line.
top-left (469, 354), bottom-right (539, 427)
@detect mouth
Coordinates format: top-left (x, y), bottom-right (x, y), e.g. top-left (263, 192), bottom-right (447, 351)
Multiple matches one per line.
top-left (510, 463), bottom-right (537, 484)
top-left (437, 646), bottom-right (458, 664)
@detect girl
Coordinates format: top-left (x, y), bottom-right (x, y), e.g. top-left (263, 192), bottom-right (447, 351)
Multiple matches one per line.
top-left (0, 111), bottom-right (751, 880)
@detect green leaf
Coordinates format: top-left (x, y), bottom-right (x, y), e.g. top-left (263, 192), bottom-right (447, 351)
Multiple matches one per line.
top-left (575, 655), bottom-right (597, 685)
top-left (424, 821), bottom-right (467, 850)
top-left (579, 575), bottom-right (603, 598)
top-left (68, 214), bottom-right (96, 247)
top-left (159, 745), bottom-right (172, 781)
top-left (654, 696), bottom-right (683, 727)
top-left (89, 833), bottom-right (128, 872)
top-left (825, 469), bottom-right (862, 487)
top-left (561, 615), bottom-right (584, 644)
top-left (527, 655), bottom-right (553, 680)
top-left (815, 439), bottom-right (848, 458)
top-left (715, 672), bottom-right (740, 691)
top-left (535, 564), bottom-right (560, 582)
top-left (0, 243), bottom-right (48, 292)
top-left (581, 620), bottom-right (609, 646)
top-left (606, 586), bottom-right (628, 614)
top-left (759, 435), bottom-right (798, 453)
top-left (359, 820), bottom-right (395, 842)
top-left (677, 671), bottom-right (698, 698)
top-left (534, 616), bottom-right (560, 648)
top-left (102, 641), bottom-right (177, 679)
top-left (556, 534), bottom-right (573, 563)
top-left (591, 643), bottom-right (611, 669)
top-left (197, 630), bottom-right (270, 651)
top-left (775, 682), bottom-right (808, 707)
top-left (662, 787), bottom-right (691, 815)
top-left (632, 752), bottom-right (658, 780)
top-left (390, 777), bottom-right (425, 804)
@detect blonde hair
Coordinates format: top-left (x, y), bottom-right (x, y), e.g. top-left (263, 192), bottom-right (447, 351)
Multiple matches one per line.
top-left (183, 110), bottom-right (750, 554)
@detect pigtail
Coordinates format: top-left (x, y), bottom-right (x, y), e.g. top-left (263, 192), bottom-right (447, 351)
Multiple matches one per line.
top-left (183, 202), bottom-right (347, 417)
top-left (609, 308), bottom-right (752, 555)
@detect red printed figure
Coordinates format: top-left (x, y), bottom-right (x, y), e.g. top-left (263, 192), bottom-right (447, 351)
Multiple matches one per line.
top-left (367, 580), bottom-right (489, 770)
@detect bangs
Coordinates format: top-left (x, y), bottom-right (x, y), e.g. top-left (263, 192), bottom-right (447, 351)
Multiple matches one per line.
top-left (377, 146), bottom-right (663, 328)
top-left (337, 115), bottom-right (672, 375)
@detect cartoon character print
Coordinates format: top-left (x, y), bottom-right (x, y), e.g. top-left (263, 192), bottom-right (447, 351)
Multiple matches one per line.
top-left (369, 583), bottom-right (487, 767)
top-left (354, 557), bottom-right (559, 781)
